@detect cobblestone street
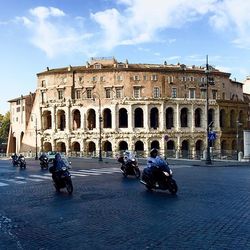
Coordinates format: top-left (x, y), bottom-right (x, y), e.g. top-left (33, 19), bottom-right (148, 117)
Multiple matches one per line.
top-left (0, 158), bottom-right (250, 249)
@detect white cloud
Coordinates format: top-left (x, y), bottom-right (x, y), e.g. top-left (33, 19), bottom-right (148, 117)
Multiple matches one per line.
top-left (210, 0), bottom-right (250, 49)
top-left (19, 6), bottom-right (93, 58)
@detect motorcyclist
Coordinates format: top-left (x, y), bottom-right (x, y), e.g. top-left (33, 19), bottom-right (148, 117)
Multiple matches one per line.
top-left (39, 152), bottom-right (47, 161)
top-left (146, 148), bottom-right (170, 186)
top-left (50, 153), bottom-right (67, 181)
top-left (11, 153), bottom-right (18, 166)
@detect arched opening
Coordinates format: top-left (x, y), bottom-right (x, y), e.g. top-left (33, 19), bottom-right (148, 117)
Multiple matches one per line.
top-left (195, 140), bottom-right (203, 159)
top-left (195, 108), bottom-right (202, 127)
top-left (166, 107), bottom-right (174, 129)
top-left (135, 140), bottom-right (144, 157)
top-left (151, 140), bottom-right (160, 149)
top-left (88, 141), bottom-right (96, 156)
top-left (72, 141), bottom-right (80, 152)
top-left (119, 108), bottom-right (128, 128)
top-left (72, 109), bottom-right (81, 130)
top-left (44, 142), bottom-right (52, 152)
top-left (57, 110), bottom-right (66, 131)
top-left (87, 109), bottom-right (96, 130)
top-left (42, 110), bottom-right (52, 130)
top-left (119, 141), bottom-right (128, 151)
top-left (103, 109), bottom-right (112, 128)
top-left (56, 142), bottom-right (66, 152)
top-left (220, 109), bottom-right (226, 128)
top-left (134, 108), bottom-right (143, 128)
top-left (180, 108), bottom-right (188, 127)
top-left (166, 140), bottom-right (175, 158)
top-left (150, 107), bottom-right (159, 129)
top-left (104, 141), bottom-right (112, 157)
top-left (181, 140), bottom-right (189, 158)
top-left (230, 109), bottom-right (236, 128)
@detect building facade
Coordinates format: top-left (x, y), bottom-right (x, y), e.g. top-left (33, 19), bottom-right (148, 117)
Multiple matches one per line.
top-left (7, 57), bottom-right (249, 159)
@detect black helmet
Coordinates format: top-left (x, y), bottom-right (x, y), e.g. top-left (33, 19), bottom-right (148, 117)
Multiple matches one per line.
top-left (150, 148), bottom-right (158, 157)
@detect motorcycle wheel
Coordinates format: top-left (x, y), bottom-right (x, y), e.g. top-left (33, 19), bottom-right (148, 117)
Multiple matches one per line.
top-left (66, 179), bottom-right (73, 194)
top-left (54, 183), bottom-right (60, 192)
top-left (134, 168), bottom-right (141, 178)
top-left (168, 179), bottom-right (178, 194)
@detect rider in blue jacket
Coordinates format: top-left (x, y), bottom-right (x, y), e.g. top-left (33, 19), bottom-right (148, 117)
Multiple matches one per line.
top-left (147, 148), bottom-right (170, 185)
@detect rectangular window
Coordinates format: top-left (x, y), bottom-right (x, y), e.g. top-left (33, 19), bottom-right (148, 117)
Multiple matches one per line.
top-left (201, 89), bottom-right (206, 99)
top-left (100, 76), bottom-right (105, 82)
top-left (189, 89), bottom-right (195, 99)
top-left (171, 88), bottom-right (177, 98)
top-left (41, 80), bottom-right (46, 87)
top-left (167, 76), bottom-right (174, 83)
top-left (182, 76), bottom-right (187, 82)
top-left (94, 64), bottom-right (101, 69)
top-left (75, 90), bottom-right (81, 99)
top-left (117, 75), bottom-right (123, 81)
top-left (58, 90), bottom-right (64, 100)
top-left (133, 87), bottom-right (141, 98)
top-left (86, 89), bottom-right (92, 99)
top-left (105, 88), bottom-right (111, 98)
top-left (92, 76), bottom-right (97, 82)
top-left (41, 92), bottom-right (46, 103)
top-left (151, 74), bottom-right (158, 81)
top-left (153, 87), bottom-right (160, 98)
top-left (143, 75), bottom-right (147, 81)
top-left (16, 107), bottom-right (20, 112)
top-left (115, 88), bottom-right (122, 98)
top-left (133, 75), bottom-right (140, 81)
top-left (212, 90), bottom-right (217, 99)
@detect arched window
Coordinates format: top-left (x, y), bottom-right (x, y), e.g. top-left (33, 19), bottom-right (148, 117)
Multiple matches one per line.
top-left (87, 109), bottom-right (96, 130)
top-left (166, 107), bottom-right (174, 129)
top-left (180, 108), bottom-right (188, 127)
top-left (119, 108), bottom-right (128, 128)
top-left (134, 108), bottom-right (143, 127)
top-left (220, 109), bottom-right (226, 128)
top-left (72, 109), bottom-right (81, 130)
top-left (195, 108), bottom-right (202, 127)
top-left (103, 108), bottom-right (112, 128)
top-left (150, 107), bottom-right (159, 129)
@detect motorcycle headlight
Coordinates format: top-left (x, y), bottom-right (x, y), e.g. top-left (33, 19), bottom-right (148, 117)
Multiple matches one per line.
top-left (62, 166), bottom-right (67, 171)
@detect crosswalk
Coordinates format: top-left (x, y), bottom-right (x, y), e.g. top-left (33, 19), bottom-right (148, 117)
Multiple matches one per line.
top-left (0, 167), bottom-right (121, 188)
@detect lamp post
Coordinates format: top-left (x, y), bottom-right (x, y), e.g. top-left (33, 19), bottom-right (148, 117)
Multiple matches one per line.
top-left (32, 114), bottom-right (38, 160)
top-left (236, 120), bottom-right (242, 160)
top-left (205, 55), bottom-right (213, 165)
top-left (93, 93), bottom-right (103, 162)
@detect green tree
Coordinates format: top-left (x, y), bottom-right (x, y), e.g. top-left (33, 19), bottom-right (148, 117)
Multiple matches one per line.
top-left (0, 112), bottom-right (10, 145)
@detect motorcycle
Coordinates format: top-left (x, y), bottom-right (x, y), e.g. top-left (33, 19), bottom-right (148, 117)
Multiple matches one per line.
top-left (140, 166), bottom-right (178, 194)
top-left (49, 165), bottom-right (73, 194)
top-left (18, 155), bottom-right (26, 169)
top-left (11, 155), bottom-right (19, 167)
top-left (40, 156), bottom-right (49, 170)
top-left (117, 152), bottom-right (141, 178)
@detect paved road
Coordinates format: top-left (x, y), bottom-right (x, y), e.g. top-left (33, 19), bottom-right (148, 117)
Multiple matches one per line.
top-left (0, 158), bottom-right (250, 250)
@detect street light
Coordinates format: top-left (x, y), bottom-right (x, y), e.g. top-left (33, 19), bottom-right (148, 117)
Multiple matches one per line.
top-left (236, 120), bottom-right (242, 160)
top-left (32, 113), bottom-right (38, 160)
top-left (93, 92), bottom-right (103, 162)
top-left (205, 55), bottom-right (214, 165)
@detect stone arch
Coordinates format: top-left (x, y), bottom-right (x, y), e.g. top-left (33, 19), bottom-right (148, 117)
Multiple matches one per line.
top-left (72, 109), bottom-right (81, 130)
top-left (44, 142), bottom-right (52, 152)
top-left (135, 140), bottom-right (144, 151)
top-left (208, 108), bottom-right (215, 126)
top-left (150, 107), bottom-right (159, 129)
top-left (230, 109), bottom-right (236, 128)
top-left (119, 108), bottom-right (128, 128)
top-left (57, 110), bottom-right (66, 131)
top-left (166, 107), bottom-right (174, 129)
top-left (181, 140), bottom-right (189, 158)
top-left (56, 141), bottom-right (66, 152)
top-left (87, 109), bottom-right (96, 130)
top-left (195, 108), bottom-right (202, 127)
top-left (72, 141), bottom-right (80, 152)
top-left (119, 141), bottom-right (128, 151)
top-left (42, 110), bottom-right (52, 130)
top-left (220, 109), bottom-right (226, 128)
top-left (151, 140), bottom-right (160, 149)
top-left (180, 107), bottom-right (188, 127)
top-left (103, 141), bottom-right (112, 152)
top-left (134, 108), bottom-right (143, 128)
top-left (103, 108), bottom-right (112, 128)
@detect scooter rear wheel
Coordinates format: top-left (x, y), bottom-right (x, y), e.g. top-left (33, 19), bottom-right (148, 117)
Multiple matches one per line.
top-left (66, 180), bottom-right (73, 194)
top-left (168, 179), bottom-right (178, 194)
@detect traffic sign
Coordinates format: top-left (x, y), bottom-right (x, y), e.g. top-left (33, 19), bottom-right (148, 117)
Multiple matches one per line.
top-left (208, 131), bottom-right (217, 141)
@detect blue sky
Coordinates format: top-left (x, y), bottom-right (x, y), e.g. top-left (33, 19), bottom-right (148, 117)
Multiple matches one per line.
top-left (1, 0), bottom-right (250, 114)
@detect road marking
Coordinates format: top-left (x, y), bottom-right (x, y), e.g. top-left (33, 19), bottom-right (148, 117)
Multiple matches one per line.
top-left (29, 175), bottom-right (51, 180)
top-left (15, 176), bottom-right (44, 182)
top-left (0, 182), bottom-right (8, 186)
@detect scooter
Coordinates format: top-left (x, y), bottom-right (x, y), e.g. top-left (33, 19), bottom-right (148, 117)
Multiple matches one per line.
top-left (40, 156), bottom-right (49, 170)
top-left (49, 166), bottom-right (73, 194)
top-left (140, 167), bottom-right (178, 194)
top-left (19, 155), bottom-right (26, 169)
top-left (117, 154), bottom-right (140, 178)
